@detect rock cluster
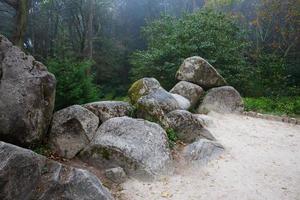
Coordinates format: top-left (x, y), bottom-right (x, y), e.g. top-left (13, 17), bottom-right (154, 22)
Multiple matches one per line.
top-left (80, 116), bottom-right (173, 180)
top-left (0, 141), bottom-right (113, 200)
top-left (0, 34), bottom-right (245, 199)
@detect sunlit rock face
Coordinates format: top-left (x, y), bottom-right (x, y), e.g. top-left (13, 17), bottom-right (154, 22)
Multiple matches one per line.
top-left (80, 116), bottom-right (174, 180)
top-left (170, 81), bottom-right (204, 107)
top-left (83, 101), bottom-right (134, 123)
top-left (166, 110), bottom-right (215, 143)
top-left (128, 77), bottom-right (161, 105)
top-left (49, 105), bottom-right (99, 159)
top-left (176, 56), bottom-right (227, 89)
top-left (0, 34), bottom-right (56, 147)
top-left (197, 86), bottom-right (244, 114)
top-left (183, 139), bottom-right (224, 165)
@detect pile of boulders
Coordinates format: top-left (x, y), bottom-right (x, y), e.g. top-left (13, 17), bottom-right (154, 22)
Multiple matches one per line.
top-left (0, 35), bottom-right (113, 200)
top-left (0, 34), bottom-right (244, 200)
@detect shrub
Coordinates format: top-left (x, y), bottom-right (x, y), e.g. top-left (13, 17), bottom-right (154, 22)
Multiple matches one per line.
top-left (244, 97), bottom-right (300, 116)
top-left (130, 10), bottom-right (248, 90)
top-left (47, 58), bottom-right (100, 110)
top-left (166, 128), bottom-right (178, 148)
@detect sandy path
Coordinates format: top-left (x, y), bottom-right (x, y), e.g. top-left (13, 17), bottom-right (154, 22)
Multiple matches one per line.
top-left (119, 113), bottom-right (300, 200)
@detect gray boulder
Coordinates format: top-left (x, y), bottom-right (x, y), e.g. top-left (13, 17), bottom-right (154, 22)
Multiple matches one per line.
top-left (0, 34), bottom-right (56, 146)
top-left (170, 81), bottom-right (204, 107)
top-left (194, 114), bottom-right (215, 127)
top-left (136, 88), bottom-right (180, 128)
top-left (166, 110), bottom-right (215, 143)
top-left (183, 139), bottom-right (224, 164)
top-left (105, 167), bottom-right (127, 184)
top-left (128, 77), bottom-right (161, 104)
top-left (80, 117), bottom-right (173, 180)
top-left (171, 93), bottom-right (191, 110)
top-left (83, 101), bottom-right (134, 123)
top-left (197, 86), bottom-right (244, 114)
top-left (49, 105), bottom-right (99, 159)
top-left (176, 56), bottom-right (226, 89)
top-left (0, 141), bottom-right (114, 200)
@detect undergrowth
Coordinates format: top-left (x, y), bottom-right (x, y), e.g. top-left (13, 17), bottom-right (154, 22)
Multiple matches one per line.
top-left (244, 96), bottom-right (300, 117)
top-left (166, 128), bottom-right (178, 148)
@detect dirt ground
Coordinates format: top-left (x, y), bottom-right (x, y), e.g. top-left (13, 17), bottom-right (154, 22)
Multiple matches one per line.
top-left (119, 113), bottom-right (300, 200)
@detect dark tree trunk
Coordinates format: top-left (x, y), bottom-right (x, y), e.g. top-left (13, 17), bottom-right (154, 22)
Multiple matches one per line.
top-left (84, 0), bottom-right (94, 60)
top-left (1, 0), bottom-right (29, 47)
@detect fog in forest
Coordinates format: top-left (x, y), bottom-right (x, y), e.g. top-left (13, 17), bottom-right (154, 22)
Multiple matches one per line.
top-left (0, 0), bottom-right (299, 114)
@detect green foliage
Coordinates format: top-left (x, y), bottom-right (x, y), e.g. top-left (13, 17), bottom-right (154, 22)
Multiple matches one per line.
top-left (33, 144), bottom-right (52, 157)
top-left (130, 10), bottom-right (248, 90)
top-left (244, 97), bottom-right (300, 116)
top-left (166, 128), bottom-right (178, 148)
top-left (243, 52), bottom-right (299, 97)
top-left (47, 58), bottom-right (100, 110)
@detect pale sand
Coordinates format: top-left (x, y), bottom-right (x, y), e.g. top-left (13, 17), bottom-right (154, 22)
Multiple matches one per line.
top-left (120, 113), bottom-right (300, 200)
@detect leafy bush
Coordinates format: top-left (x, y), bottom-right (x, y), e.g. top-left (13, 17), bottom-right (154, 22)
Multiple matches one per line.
top-left (47, 58), bottom-right (100, 110)
top-left (32, 144), bottom-right (52, 157)
top-left (166, 128), bottom-right (178, 148)
top-left (244, 97), bottom-right (300, 116)
top-left (130, 9), bottom-right (248, 90)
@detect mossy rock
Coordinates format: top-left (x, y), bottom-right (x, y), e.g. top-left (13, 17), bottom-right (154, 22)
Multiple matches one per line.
top-left (128, 77), bottom-right (161, 104)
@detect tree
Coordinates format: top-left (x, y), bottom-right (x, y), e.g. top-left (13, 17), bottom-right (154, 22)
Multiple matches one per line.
top-left (47, 58), bottom-right (100, 110)
top-left (0, 0), bottom-right (29, 47)
top-left (130, 10), bottom-right (248, 91)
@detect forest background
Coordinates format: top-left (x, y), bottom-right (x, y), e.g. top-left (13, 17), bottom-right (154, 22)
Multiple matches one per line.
top-left (0, 0), bottom-right (299, 116)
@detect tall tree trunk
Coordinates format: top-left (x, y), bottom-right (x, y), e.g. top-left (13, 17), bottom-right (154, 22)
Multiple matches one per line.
top-left (1, 0), bottom-right (29, 47)
top-left (83, 0), bottom-right (95, 76)
top-left (192, 0), bottom-right (197, 11)
top-left (84, 0), bottom-right (94, 60)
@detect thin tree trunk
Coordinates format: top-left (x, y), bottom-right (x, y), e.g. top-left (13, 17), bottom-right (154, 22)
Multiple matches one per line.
top-left (1, 0), bottom-right (29, 47)
top-left (12, 0), bottom-right (29, 47)
top-left (192, 0), bottom-right (197, 11)
top-left (84, 0), bottom-right (94, 60)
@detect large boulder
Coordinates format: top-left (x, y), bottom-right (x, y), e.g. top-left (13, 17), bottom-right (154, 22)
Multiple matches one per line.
top-left (170, 81), bottom-right (204, 107)
top-left (49, 105), bottom-right (99, 159)
top-left (197, 86), bottom-right (244, 114)
top-left (170, 93), bottom-right (191, 110)
top-left (136, 88), bottom-right (180, 128)
top-left (80, 117), bottom-right (173, 180)
top-left (128, 77), bottom-right (161, 104)
top-left (0, 141), bottom-right (114, 200)
top-left (83, 101), bottom-right (134, 123)
top-left (176, 56), bottom-right (226, 89)
top-left (0, 34), bottom-right (56, 146)
top-left (183, 139), bottom-right (224, 164)
top-left (166, 110), bottom-right (215, 143)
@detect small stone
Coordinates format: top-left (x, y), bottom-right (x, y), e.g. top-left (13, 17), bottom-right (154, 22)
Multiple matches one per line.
top-left (105, 167), bottom-right (127, 183)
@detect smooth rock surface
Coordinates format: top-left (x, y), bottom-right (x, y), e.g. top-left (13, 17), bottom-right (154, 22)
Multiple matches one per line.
top-left (0, 34), bottom-right (56, 146)
top-left (183, 139), bottom-right (224, 164)
top-left (197, 86), bottom-right (244, 114)
top-left (166, 110), bottom-right (215, 143)
top-left (105, 167), bottom-right (127, 184)
top-left (128, 77), bottom-right (161, 104)
top-left (49, 105), bottom-right (99, 159)
top-left (170, 81), bottom-right (204, 107)
top-left (80, 117), bottom-right (173, 180)
top-left (84, 101), bottom-right (134, 123)
top-left (136, 88), bottom-right (180, 128)
top-left (176, 56), bottom-right (226, 89)
top-left (171, 93), bottom-right (191, 110)
top-left (0, 141), bottom-right (114, 200)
